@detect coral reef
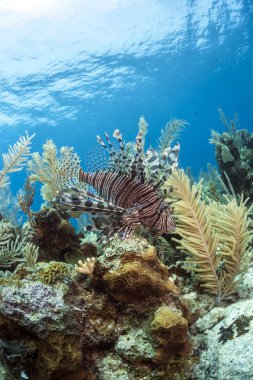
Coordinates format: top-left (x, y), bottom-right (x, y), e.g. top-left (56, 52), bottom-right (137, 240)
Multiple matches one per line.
top-left (0, 219), bottom-right (39, 270)
top-left (39, 261), bottom-right (69, 284)
top-left (0, 238), bottom-right (193, 380)
top-left (1, 114), bottom-right (253, 380)
top-left (149, 305), bottom-right (191, 362)
top-left (210, 109), bottom-right (253, 201)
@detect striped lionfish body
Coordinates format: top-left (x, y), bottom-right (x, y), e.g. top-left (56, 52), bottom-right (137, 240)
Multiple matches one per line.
top-left (54, 125), bottom-right (180, 239)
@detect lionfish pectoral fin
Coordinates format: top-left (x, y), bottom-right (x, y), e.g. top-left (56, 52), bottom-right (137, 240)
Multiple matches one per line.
top-left (163, 142), bottom-right (180, 167)
top-left (53, 189), bottom-right (124, 216)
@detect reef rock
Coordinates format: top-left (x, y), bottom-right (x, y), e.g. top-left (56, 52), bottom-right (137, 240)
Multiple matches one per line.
top-left (0, 281), bottom-right (74, 337)
top-left (191, 299), bottom-right (253, 380)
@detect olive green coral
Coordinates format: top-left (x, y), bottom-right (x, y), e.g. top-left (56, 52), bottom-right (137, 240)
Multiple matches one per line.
top-left (39, 261), bottom-right (69, 284)
top-left (150, 306), bottom-right (188, 345)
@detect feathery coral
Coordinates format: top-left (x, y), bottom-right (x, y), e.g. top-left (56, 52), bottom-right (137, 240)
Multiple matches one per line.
top-left (23, 242), bottom-right (39, 267)
top-left (158, 118), bottom-right (187, 152)
top-left (0, 185), bottom-right (22, 225)
top-left (28, 140), bottom-right (80, 201)
top-left (0, 132), bottom-right (35, 188)
top-left (18, 177), bottom-right (35, 223)
top-left (0, 233), bottom-right (27, 269)
top-left (210, 197), bottom-right (252, 300)
top-left (165, 169), bottom-right (252, 301)
top-left (165, 169), bottom-right (221, 297)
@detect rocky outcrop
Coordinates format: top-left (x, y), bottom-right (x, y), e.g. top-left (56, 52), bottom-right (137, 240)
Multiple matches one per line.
top-left (191, 299), bottom-right (253, 380)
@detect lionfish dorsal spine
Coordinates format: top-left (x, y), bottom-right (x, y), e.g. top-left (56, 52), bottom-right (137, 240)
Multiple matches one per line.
top-left (112, 129), bottom-right (131, 173)
top-left (104, 132), bottom-right (113, 150)
top-left (129, 129), bottom-right (146, 182)
top-left (97, 133), bottom-right (117, 163)
top-left (113, 129), bottom-right (123, 151)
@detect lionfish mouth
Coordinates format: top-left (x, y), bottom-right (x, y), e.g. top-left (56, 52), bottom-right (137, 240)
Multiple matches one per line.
top-left (54, 122), bottom-right (180, 240)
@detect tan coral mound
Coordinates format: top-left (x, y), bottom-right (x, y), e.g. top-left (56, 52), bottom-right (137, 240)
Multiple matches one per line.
top-left (150, 306), bottom-right (191, 363)
top-left (102, 245), bottom-right (179, 303)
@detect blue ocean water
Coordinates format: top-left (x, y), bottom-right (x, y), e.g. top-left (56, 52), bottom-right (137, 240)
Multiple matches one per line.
top-left (0, 0), bottom-right (253, 209)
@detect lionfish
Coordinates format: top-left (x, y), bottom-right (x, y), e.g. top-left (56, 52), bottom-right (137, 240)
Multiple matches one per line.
top-left (53, 127), bottom-right (180, 239)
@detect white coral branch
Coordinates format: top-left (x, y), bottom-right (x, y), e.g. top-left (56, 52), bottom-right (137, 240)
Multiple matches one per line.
top-left (75, 257), bottom-right (96, 276)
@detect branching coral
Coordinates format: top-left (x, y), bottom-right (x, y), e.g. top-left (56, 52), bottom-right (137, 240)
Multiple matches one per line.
top-left (165, 169), bottom-right (252, 302)
top-left (27, 140), bottom-right (80, 201)
top-left (75, 257), bottom-right (96, 276)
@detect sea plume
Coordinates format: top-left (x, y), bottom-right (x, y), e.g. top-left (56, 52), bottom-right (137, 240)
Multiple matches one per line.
top-left (165, 169), bottom-right (252, 301)
top-left (0, 132), bottom-right (35, 188)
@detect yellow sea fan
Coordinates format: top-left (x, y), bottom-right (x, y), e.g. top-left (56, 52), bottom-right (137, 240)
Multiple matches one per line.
top-left (210, 197), bottom-right (252, 300)
top-left (165, 169), bottom-right (222, 297)
top-left (165, 169), bottom-right (252, 301)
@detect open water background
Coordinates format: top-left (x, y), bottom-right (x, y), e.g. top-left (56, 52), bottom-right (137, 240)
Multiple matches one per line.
top-left (0, 0), bottom-right (252, 207)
